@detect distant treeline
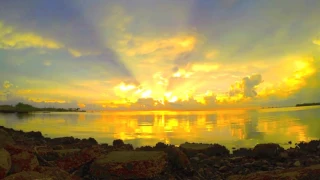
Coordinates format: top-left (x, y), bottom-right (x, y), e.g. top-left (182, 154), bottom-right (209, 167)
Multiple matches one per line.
top-left (0, 102), bottom-right (85, 113)
top-left (296, 102), bottom-right (320, 107)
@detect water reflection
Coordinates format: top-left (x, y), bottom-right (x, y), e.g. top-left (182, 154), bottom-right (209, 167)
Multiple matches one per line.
top-left (0, 106), bottom-right (319, 149)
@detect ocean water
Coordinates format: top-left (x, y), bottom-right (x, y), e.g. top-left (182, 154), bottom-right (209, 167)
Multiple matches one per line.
top-left (1, 106), bottom-right (319, 150)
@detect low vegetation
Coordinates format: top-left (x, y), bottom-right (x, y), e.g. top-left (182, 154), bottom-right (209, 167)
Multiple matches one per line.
top-left (0, 102), bottom-right (85, 113)
top-left (296, 102), bottom-right (320, 107)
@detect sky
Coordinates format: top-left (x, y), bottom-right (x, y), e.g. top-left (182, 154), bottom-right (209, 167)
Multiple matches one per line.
top-left (0, 0), bottom-right (320, 110)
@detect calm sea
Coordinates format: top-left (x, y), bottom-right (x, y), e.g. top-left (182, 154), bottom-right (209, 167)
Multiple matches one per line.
top-left (1, 106), bottom-right (319, 150)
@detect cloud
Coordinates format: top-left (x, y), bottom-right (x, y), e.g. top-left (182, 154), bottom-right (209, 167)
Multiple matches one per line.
top-left (0, 21), bottom-right (62, 49)
top-left (191, 63), bottom-right (220, 72)
top-left (43, 60), bottom-right (52, 66)
top-left (229, 74), bottom-right (263, 98)
top-left (313, 37), bottom-right (320, 46)
top-left (3, 81), bottom-right (13, 89)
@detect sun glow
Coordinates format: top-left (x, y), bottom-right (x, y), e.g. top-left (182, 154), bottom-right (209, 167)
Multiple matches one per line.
top-left (119, 83), bottom-right (136, 91)
top-left (168, 96), bottom-right (178, 103)
top-left (141, 90), bottom-right (152, 98)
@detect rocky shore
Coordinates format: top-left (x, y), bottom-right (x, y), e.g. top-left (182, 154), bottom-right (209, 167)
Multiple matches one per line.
top-left (0, 125), bottom-right (320, 180)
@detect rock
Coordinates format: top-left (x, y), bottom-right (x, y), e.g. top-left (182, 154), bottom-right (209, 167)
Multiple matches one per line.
top-left (243, 168), bottom-right (250, 174)
top-left (3, 144), bottom-right (33, 156)
top-left (36, 146), bottom-right (61, 162)
top-left (36, 148), bottom-right (81, 163)
top-left (74, 138), bottom-right (99, 149)
top-left (232, 166), bottom-right (242, 173)
top-left (86, 137), bottom-right (98, 145)
top-left (275, 167), bottom-right (285, 170)
top-left (196, 153), bottom-right (208, 160)
top-left (111, 139), bottom-right (134, 151)
top-left (287, 147), bottom-right (302, 157)
top-left (294, 160), bottom-right (301, 167)
top-left (10, 151), bottom-right (39, 173)
top-left (276, 162), bottom-right (284, 166)
top-left (166, 147), bottom-right (192, 171)
top-left (279, 151), bottom-right (289, 159)
top-left (204, 167), bottom-right (214, 176)
top-left (297, 140), bottom-right (320, 153)
top-left (135, 146), bottom-right (153, 151)
top-left (180, 143), bottom-right (229, 157)
top-left (228, 157), bottom-right (243, 163)
top-left (54, 148), bottom-right (81, 158)
top-left (260, 165), bottom-right (269, 171)
top-left (0, 148), bottom-right (11, 179)
top-left (113, 139), bottom-right (125, 147)
top-left (252, 160), bottom-right (264, 167)
top-left (0, 129), bottom-right (15, 148)
top-left (180, 142), bottom-right (212, 157)
top-left (227, 164), bottom-right (320, 180)
top-left (190, 157), bottom-right (200, 162)
top-left (3, 171), bottom-right (49, 180)
top-left (200, 158), bottom-right (215, 166)
top-left (219, 166), bottom-right (228, 172)
top-left (35, 166), bottom-right (73, 180)
top-left (232, 148), bottom-right (253, 157)
top-left (90, 151), bottom-right (167, 179)
top-left (252, 143), bottom-right (284, 158)
top-left (56, 146), bottom-right (101, 172)
top-left (206, 144), bottom-right (230, 156)
top-left (243, 163), bottom-right (252, 168)
top-left (26, 131), bottom-right (43, 139)
top-left (52, 145), bottom-right (64, 150)
top-left (155, 142), bottom-right (168, 149)
top-left (50, 136), bottom-right (79, 145)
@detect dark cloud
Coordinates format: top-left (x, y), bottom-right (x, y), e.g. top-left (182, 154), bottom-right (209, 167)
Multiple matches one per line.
top-left (243, 74), bottom-right (263, 97)
top-left (204, 95), bottom-right (217, 105)
top-left (229, 74), bottom-right (263, 98)
top-left (0, 0), bottom-right (135, 80)
top-left (0, 0), bottom-right (101, 52)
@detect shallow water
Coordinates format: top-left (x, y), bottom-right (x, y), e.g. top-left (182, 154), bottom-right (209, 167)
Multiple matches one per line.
top-left (1, 106), bottom-right (319, 150)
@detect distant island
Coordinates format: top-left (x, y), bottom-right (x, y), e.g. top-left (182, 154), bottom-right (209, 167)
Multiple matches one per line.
top-left (296, 102), bottom-right (320, 107)
top-left (0, 102), bottom-right (86, 113)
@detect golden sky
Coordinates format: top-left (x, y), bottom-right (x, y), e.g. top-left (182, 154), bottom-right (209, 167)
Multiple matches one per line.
top-left (0, 0), bottom-right (320, 110)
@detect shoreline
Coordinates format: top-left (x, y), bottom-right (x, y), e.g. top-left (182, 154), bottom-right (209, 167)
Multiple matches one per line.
top-left (0, 125), bottom-right (320, 180)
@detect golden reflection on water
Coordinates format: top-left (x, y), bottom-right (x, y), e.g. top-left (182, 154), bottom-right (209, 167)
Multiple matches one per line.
top-left (0, 107), bottom-right (319, 149)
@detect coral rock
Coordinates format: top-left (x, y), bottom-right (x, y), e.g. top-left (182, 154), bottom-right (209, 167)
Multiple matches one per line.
top-left (180, 143), bottom-right (229, 157)
top-left (0, 129), bottom-right (15, 148)
top-left (90, 151), bottom-right (167, 179)
top-left (10, 151), bottom-right (39, 173)
top-left (35, 166), bottom-right (73, 180)
top-left (252, 143), bottom-right (284, 158)
top-left (166, 147), bottom-right (191, 170)
top-left (56, 146), bottom-right (101, 172)
top-left (227, 164), bottom-right (320, 180)
top-left (0, 148), bottom-right (11, 179)
top-left (3, 171), bottom-right (49, 180)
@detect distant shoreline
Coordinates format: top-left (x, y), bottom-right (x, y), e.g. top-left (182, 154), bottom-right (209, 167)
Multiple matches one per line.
top-left (1, 102), bottom-right (320, 114)
top-left (296, 102), bottom-right (320, 107)
top-left (0, 102), bottom-right (86, 114)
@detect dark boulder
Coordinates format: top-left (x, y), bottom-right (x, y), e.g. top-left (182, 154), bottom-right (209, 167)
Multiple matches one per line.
top-left (233, 148), bottom-right (253, 157)
top-left (26, 131), bottom-right (43, 139)
top-left (155, 142), bottom-right (168, 149)
top-left (253, 143), bottom-right (284, 158)
top-left (297, 140), bottom-right (320, 153)
top-left (205, 144), bottom-right (230, 156)
top-left (112, 139), bottom-right (124, 147)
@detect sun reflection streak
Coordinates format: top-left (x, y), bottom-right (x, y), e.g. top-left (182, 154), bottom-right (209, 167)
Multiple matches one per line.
top-left (2, 107), bottom-right (318, 148)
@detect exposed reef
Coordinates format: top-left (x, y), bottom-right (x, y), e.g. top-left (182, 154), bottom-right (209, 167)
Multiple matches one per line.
top-left (0, 126), bottom-right (320, 180)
